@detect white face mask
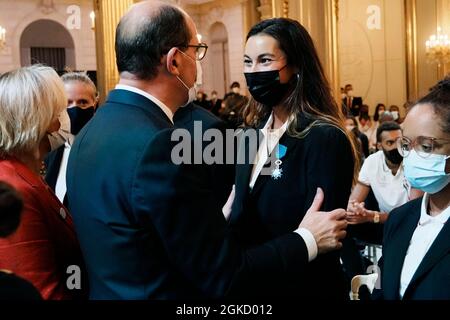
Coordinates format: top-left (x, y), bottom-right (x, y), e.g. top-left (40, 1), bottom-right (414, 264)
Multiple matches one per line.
top-left (47, 110), bottom-right (73, 151)
top-left (232, 87), bottom-right (240, 94)
top-left (391, 111), bottom-right (399, 120)
top-left (176, 49), bottom-right (201, 108)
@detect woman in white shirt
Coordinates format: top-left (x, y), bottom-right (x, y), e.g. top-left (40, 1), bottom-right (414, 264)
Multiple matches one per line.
top-left (375, 76), bottom-right (450, 300)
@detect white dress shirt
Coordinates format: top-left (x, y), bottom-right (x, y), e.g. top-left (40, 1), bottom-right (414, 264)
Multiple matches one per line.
top-left (358, 150), bottom-right (410, 213)
top-left (224, 112), bottom-right (318, 262)
top-left (115, 84), bottom-right (173, 123)
top-left (399, 193), bottom-right (450, 298)
top-left (55, 142), bottom-right (71, 203)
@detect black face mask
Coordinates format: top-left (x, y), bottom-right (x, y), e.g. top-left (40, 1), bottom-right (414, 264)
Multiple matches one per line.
top-left (384, 148), bottom-right (403, 165)
top-left (244, 66), bottom-right (294, 107)
top-left (67, 106), bottom-right (95, 135)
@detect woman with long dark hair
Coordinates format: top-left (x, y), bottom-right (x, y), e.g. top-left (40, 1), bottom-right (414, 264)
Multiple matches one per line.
top-left (228, 18), bottom-right (359, 299)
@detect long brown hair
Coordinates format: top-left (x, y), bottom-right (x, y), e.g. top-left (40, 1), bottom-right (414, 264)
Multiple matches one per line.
top-left (241, 18), bottom-right (360, 183)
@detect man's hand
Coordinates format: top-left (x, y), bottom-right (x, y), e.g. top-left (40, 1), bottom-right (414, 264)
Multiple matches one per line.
top-left (300, 188), bottom-right (348, 254)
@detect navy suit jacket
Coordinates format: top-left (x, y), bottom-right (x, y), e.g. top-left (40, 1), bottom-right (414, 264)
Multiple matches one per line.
top-left (66, 89), bottom-right (309, 299)
top-left (173, 103), bottom-right (234, 207)
top-left (230, 114), bottom-right (354, 299)
top-left (375, 197), bottom-right (450, 300)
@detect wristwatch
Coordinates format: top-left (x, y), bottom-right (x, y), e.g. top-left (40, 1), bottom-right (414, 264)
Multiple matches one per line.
top-left (373, 212), bottom-right (380, 224)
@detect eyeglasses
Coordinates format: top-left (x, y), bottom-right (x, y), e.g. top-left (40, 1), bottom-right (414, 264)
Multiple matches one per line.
top-left (178, 43), bottom-right (208, 61)
top-left (396, 136), bottom-right (450, 158)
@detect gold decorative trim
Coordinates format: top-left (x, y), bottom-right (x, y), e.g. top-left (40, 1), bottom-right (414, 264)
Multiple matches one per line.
top-left (282, 0), bottom-right (289, 18)
top-left (405, 0), bottom-right (418, 102)
top-left (324, 0), bottom-right (340, 102)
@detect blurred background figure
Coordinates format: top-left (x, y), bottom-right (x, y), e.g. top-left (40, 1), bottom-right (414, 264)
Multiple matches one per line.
top-left (219, 92), bottom-right (248, 129)
top-left (342, 83), bottom-right (363, 117)
top-left (389, 105), bottom-right (402, 124)
top-left (0, 181), bottom-right (42, 300)
top-left (194, 90), bottom-right (211, 110)
top-left (223, 81), bottom-right (243, 100)
top-left (345, 115), bottom-right (369, 161)
top-left (209, 90), bottom-right (222, 116)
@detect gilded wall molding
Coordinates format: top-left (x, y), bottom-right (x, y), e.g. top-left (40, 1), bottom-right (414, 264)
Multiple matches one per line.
top-left (405, 0), bottom-right (419, 102)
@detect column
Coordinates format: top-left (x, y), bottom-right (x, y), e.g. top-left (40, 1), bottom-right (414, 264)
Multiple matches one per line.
top-left (93, 0), bottom-right (135, 103)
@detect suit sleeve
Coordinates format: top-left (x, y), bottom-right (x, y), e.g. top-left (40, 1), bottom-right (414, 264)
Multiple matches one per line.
top-left (131, 129), bottom-right (309, 298)
top-left (303, 126), bottom-right (354, 213)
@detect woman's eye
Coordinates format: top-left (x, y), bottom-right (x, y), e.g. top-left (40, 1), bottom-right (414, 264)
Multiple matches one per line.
top-left (420, 144), bottom-right (433, 153)
top-left (244, 59), bottom-right (252, 65)
top-left (260, 58), bottom-right (272, 64)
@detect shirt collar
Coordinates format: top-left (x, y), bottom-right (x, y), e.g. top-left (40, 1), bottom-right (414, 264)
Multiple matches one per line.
top-left (115, 84), bottom-right (174, 123)
top-left (261, 112), bottom-right (293, 139)
top-left (419, 193), bottom-right (450, 226)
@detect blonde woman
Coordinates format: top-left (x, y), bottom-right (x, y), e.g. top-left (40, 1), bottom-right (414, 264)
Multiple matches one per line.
top-left (0, 65), bottom-right (84, 299)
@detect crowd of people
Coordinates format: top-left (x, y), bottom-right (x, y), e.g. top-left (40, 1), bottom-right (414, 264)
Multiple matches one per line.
top-left (0, 0), bottom-right (449, 301)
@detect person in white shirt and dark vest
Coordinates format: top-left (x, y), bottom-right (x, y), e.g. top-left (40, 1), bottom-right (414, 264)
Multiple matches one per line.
top-left (226, 18), bottom-right (359, 299)
top-left (44, 72), bottom-right (98, 206)
top-left (374, 76), bottom-right (450, 300)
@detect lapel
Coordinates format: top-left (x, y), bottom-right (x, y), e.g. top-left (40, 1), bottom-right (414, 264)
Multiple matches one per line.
top-left (7, 157), bottom-right (73, 227)
top-left (44, 145), bottom-right (65, 190)
top-left (230, 113), bottom-right (312, 223)
top-left (249, 113), bottom-right (312, 196)
top-left (403, 215), bottom-right (450, 299)
top-left (250, 131), bottom-right (297, 196)
top-left (229, 127), bottom-right (260, 224)
top-left (383, 200), bottom-right (421, 299)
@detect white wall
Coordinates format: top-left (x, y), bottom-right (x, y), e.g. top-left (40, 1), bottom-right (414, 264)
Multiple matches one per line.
top-left (0, 0), bottom-right (96, 73)
top-left (338, 0), bottom-right (407, 116)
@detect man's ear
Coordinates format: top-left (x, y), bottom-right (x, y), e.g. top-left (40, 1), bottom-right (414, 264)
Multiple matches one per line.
top-left (165, 47), bottom-right (180, 76)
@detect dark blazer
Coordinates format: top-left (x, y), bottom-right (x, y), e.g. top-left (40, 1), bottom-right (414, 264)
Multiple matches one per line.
top-left (173, 103), bottom-right (234, 207)
top-left (66, 89), bottom-right (310, 299)
top-left (44, 145), bottom-right (68, 206)
top-left (375, 197), bottom-right (450, 300)
top-left (44, 146), bottom-right (65, 190)
top-left (230, 113), bottom-right (355, 299)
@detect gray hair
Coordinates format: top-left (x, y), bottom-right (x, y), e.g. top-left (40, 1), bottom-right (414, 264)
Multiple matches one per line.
top-left (61, 71), bottom-right (97, 99)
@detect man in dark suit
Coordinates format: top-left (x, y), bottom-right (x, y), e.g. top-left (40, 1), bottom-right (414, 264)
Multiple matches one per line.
top-left (66, 0), bottom-right (348, 299)
top-left (342, 84), bottom-right (363, 117)
top-left (173, 102), bottom-right (234, 207)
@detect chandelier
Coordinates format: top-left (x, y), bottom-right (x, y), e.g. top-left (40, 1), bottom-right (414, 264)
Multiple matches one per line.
top-left (0, 26), bottom-right (5, 50)
top-left (425, 27), bottom-right (450, 66)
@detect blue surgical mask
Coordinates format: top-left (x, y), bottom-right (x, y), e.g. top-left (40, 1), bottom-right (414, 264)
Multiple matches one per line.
top-left (403, 149), bottom-right (450, 194)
